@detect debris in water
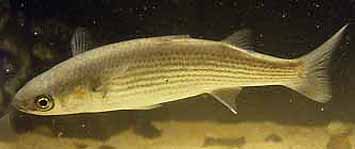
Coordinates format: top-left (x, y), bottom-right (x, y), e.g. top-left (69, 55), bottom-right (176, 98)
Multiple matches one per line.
top-left (265, 133), bottom-right (283, 143)
top-left (202, 136), bottom-right (246, 147)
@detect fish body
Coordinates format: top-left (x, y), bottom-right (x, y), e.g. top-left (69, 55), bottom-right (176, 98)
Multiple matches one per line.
top-left (13, 25), bottom-right (348, 115)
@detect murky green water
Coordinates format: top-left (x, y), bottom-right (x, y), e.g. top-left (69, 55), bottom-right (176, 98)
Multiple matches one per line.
top-left (0, 0), bottom-right (355, 149)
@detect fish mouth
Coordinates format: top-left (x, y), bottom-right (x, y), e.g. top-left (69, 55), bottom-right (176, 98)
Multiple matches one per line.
top-left (11, 100), bottom-right (26, 112)
top-left (11, 97), bottom-right (32, 113)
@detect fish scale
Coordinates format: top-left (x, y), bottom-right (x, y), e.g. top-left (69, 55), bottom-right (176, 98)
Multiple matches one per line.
top-left (100, 40), bottom-right (301, 108)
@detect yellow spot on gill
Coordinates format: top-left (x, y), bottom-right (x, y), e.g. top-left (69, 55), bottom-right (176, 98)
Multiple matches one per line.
top-left (73, 86), bottom-right (89, 99)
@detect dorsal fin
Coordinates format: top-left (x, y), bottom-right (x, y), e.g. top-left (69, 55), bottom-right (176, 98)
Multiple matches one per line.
top-left (70, 27), bottom-right (94, 56)
top-left (222, 29), bottom-right (255, 50)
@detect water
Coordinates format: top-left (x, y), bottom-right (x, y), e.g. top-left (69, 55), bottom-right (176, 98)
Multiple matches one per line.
top-left (0, 0), bottom-right (355, 148)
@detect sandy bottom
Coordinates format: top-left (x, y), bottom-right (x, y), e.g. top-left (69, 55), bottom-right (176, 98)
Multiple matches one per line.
top-left (0, 87), bottom-right (354, 149)
top-left (0, 118), bottom-right (353, 149)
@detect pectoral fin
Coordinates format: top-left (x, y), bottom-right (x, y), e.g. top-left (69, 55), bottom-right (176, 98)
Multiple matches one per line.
top-left (208, 87), bottom-right (242, 115)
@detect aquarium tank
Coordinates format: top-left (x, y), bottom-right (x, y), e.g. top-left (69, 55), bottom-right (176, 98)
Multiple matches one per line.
top-left (0, 0), bottom-right (355, 149)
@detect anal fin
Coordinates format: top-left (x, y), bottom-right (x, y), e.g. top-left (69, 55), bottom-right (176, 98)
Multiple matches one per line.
top-left (208, 87), bottom-right (242, 115)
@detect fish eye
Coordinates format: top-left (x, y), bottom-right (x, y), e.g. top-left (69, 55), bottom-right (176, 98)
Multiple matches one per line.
top-left (34, 95), bottom-right (54, 111)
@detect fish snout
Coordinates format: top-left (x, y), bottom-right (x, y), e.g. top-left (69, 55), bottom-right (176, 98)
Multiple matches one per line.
top-left (11, 96), bottom-right (24, 109)
top-left (11, 96), bottom-right (34, 112)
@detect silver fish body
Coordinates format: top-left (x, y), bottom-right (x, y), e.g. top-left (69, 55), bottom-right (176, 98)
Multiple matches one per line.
top-left (13, 25), bottom-right (348, 115)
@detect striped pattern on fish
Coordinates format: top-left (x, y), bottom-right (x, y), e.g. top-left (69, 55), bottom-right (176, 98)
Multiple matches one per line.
top-left (12, 25), bottom-right (348, 115)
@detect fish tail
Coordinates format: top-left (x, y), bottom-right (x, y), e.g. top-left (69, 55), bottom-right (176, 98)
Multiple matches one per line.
top-left (288, 24), bottom-right (348, 103)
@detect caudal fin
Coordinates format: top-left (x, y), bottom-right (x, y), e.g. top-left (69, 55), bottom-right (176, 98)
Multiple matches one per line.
top-left (288, 24), bottom-right (348, 103)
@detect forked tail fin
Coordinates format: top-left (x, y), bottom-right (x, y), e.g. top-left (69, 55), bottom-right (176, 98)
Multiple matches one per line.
top-left (287, 24), bottom-right (348, 103)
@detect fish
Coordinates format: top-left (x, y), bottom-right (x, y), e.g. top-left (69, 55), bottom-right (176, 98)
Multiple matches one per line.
top-left (12, 24), bottom-right (348, 116)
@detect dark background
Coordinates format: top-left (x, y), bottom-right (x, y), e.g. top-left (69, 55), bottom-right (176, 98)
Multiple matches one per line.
top-left (0, 0), bottom-right (354, 141)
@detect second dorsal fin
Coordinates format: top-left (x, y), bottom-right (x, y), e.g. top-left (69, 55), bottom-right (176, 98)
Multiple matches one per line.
top-left (222, 28), bottom-right (255, 50)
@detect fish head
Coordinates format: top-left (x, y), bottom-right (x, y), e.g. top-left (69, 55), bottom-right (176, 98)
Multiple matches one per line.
top-left (11, 69), bottom-right (92, 116)
top-left (12, 73), bottom-right (55, 115)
